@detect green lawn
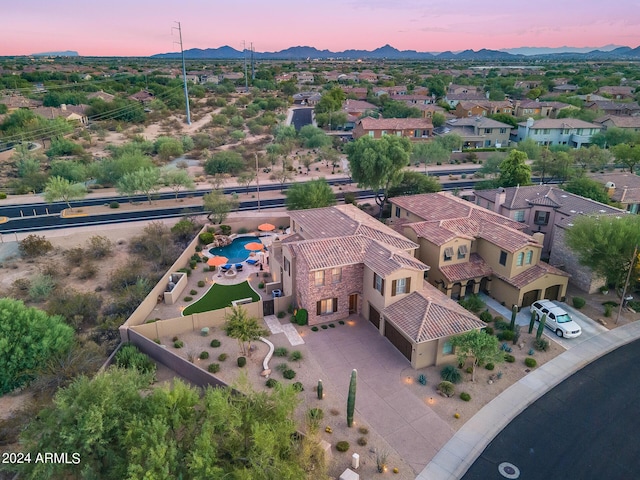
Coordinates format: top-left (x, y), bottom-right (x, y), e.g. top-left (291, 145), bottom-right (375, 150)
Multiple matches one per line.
top-left (183, 281), bottom-right (260, 315)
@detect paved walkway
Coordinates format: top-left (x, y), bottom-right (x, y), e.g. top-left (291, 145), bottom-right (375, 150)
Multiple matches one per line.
top-left (416, 319), bottom-right (640, 480)
top-left (263, 315), bottom-right (304, 346)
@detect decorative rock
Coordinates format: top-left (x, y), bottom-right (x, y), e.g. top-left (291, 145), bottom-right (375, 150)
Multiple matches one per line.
top-left (261, 369), bottom-right (271, 377)
top-left (488, 379), bottom-right (493, 384)
top-left (598, 318), bottom-right (607, 326)
top-left (518, 342), bottom-right (524, 349)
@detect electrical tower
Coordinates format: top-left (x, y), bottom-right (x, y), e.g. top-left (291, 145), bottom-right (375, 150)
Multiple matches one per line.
top-left (173, 21), bottom-right (191, 125)
top-left (243, 41), bottom-right (249, 92)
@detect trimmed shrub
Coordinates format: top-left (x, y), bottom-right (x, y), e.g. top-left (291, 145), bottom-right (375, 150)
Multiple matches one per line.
top-left (208, 363), bottom-right (220, 373)
top-left (534, 338), bottom-right (550, 352)
top-left (458, 294), bottom-right (486, 314)
top-left (525, 357), bottom-right (537, 368)
top-left (479, 310), bottom-right (493, 323)
top-left (440, 365), bottom-right (462, 384)
top-left (173, 340), bottom-right (184, 348)
top-left (237, 356), bottom-right (246, 367)
top-left (183, 296), bottom-right (193, 302)
top-left (295, 308), bottom-right (308, 326)
top-left (358, 426), bottom-right (369, 434)
top-left (485, 363), bottom-right (495, 371)
top-left (289, 350), bottom-right (303, 362)
top-left (336, 441), bottom-right (350, 452)
top-left (498, 330), bottom-right (515, 341)
top-left (277, 311), bottom-right (286, 319)
top-left (199, 351), bottom-right (209, 360)
top-left (190, 289), bottom-right (197, 295)
top-left (504, 354), bottom-right (515, 363)
top-left (494, 319), bottom-right (510, 330)
top-left (210, 339), bottom-right (221, 347)
top-left (217, 353), bottom-right (228, 362)
top-left (321, 325), bottom-right (328, 329)
top-left (283, 369), bottom-right (296, 379)
top-left (115, 344), bottom-right (156, 375)
top-left (258, 282), bottom-right (265, 289)
top-left (197, 280), bottom-right (206, 288)
top-left (311, 326), bottom-right (319, 332)
top-left (460, 392), bottom-right (471, 402)
top-left (199, 232), bottom-right (214, 244)
top-left (484, 327), bottom-right (495, 335)
top-left (109, 201), bottom-right (120, 209)
top-left (329, 323), bottom-right (335, 328)
top-left (357, 436), bottom-right (368, 446)
top-left (437, 381), bottom-right (455, 397)
top-left (266, 378), bottom-right (278, 388)
top-left (572, 297), bottom-right (586, 309)
top-left (292, 382), bottom-right (304, 392)
top-left (274, 347), bottom-right (289, 357)
top-left (338, 320), bottom-right (345, 325)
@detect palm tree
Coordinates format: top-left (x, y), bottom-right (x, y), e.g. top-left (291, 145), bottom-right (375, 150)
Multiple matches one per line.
top-left (223, 306), bottom-right (268, 356)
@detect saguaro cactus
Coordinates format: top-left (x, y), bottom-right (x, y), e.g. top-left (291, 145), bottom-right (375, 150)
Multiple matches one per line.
top-left (317, 380), bottom-right (323, 400)
top-left (536, 314), bottom-right (547, 340)
top-left (510, 304), bottom-right (518, 331)
top-left (528, 311), bottom-right (536, 334)
top-left (347, 369), bottom-right (357, 427)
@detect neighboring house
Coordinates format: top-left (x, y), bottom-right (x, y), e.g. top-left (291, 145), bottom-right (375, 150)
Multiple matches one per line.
top-left (444, 92), bottom-right (488, 108)
top-left (512, 100), bottom-right (575, 118)
top-left (296, 72), bottom-right (315, 84)
top-left (292, 92), bottom-right (321, 105)
top-left (516, 118), bottom-right (602, 148)
top-left (597, 86), bottom-right (636, 100)
top-left (552, 84), bottom-right (578, 93)
top-left (435, 117), bottom-right (512, 148)
top-left (87, 90), bottom-right (115, 102)
top-left (269, 204), bottom-right (485, 368)
top-left (390, 192), bottom-right (569, 308)
top-left (447, 84), bottom-right (481, 95)
top-left (412, 103), bottom-right (448, 119)
top-left (340, 86), bottom-right (369, 100)
top-left (585, 101), bottom-right (640, 116)
top-left (390, 94), bottom-right (433, 105)
top-left (453, 100), bottom-right (513, 118)
top-left (473, 185), bottom-right (625, 292)
top-left (514, 80), bottom-right (542, 92)
top-left (352, 117), bottom-right (433, 140)
top-left (594, 115), bottom-right (640, 132)
top-left (0, 95), bottom-right (43, 110)
top-left (32, 104), bottom-right (89, 125)
top-left (220, 72), bottom-right (244, 81)
top-left (342, 99), bottom-right (378, 118)
top-left (592, 173), bottom-right (640, 214)
top-left (356, 71), bottom-right (378, 82)
top-left (128, 90), bottom-right (154, 104)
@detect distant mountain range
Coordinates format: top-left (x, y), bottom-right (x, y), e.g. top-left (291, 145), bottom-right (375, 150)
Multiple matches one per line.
top-left (152, 44), bottom-right (640, 61)
top-left (32, 50), bottom-right (79, 57)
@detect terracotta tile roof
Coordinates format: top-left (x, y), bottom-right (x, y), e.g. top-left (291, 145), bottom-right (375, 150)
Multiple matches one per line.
top-left (405, 221), bottom-right (468, 245)
top-left (356, 117), bottom-right (434, 130)
top-left (516, 118), bottom-right (601, 129)
top-left (594, 115), bottom-right (640, 129)
top-left (440, 253), bottom-right (493, 283)
top-left (383, 284), bottom-right (486, 343)
top-left (591, 173), bottom-right (640, 203)
top-left (493, 262), bottom-right (570, 289)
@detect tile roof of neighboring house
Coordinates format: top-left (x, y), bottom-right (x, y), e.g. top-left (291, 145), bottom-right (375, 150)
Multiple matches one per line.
top-left (356, 117), bottom-right (434, 130)
top-left (342, 99), bottom-right (377, 113)
top-left (594, 115), bottom-right (640, 129)
top-left (383, 283), bottom-right (485, 343)
top-left (516, 118), bottom-right (601, 129)
top-left (440, 253), bottom-right (493, 283)
top-left (597, 86), bottom-right (634, 95)
top-left (32, 104), bottom-right (88, 120)
top-left (0, 95), bottom-right (43, 109)
top-left (446, 93), bottom-right (487, 101)
top-left (87, 90), bottom-right (115, 102)
top-left (591, 173), bottom-right (640, 203)
top-left (585, 101), bottom-right (640, 112)
top-left (129, 90), bottom-right (154, 102)
top-left (517, 100), bottom-right (572, 109)
top-left (474, 185), bottom-right (623, 217)
top-left (493, 262), bottom-right (569, 289)
top-left (447, 117), bottom-right (513, 129)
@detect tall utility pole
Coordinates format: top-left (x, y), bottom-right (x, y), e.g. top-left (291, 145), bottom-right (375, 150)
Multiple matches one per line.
top-left (616, 244), bottom-right (638, 324)
top-left (243, 41), bottom-right (249, 92)
top-left (255, 153), bottom-right (261, 212)
top-left (250, 42), bottom-right (255, 80)
top-left (174, 21), bottom-right (191, 125)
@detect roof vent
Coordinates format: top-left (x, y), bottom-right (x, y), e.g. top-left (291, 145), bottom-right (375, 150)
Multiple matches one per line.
top-left (605, 181), bottom-right (615, 189)
top-left (561, 194), bottom-right (568, 198)
top-left (599, 209), bottom-right (606, 213)
top-left (570, 210), bottom-right (576, 213)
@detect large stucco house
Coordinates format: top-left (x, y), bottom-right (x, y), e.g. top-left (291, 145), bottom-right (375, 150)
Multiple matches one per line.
top-left (269, 204), bottom-right (485, 368)
top-left (389, 192), bottom-right (570, 308)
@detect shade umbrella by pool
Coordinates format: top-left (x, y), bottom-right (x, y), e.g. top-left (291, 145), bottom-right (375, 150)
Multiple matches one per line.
top-left (207, 256), bottom-right (229, 267)
top-left (244, 242), bottom-right (264, 252)
top-left (258, 223), bottom-right (276, 232)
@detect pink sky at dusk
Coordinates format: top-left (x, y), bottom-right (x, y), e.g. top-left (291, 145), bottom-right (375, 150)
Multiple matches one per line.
top-left (3, 0), bottom-right (640, 56)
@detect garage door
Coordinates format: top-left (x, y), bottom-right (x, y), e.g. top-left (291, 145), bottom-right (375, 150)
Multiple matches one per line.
top-left (544, 285), bottom-right (561, 301)
top-left (369, 305), bottom-right (380, 328)
top-left (521, 289), bottom-right (540, 307)
top-left (384, 320), bottom-right (412, 362)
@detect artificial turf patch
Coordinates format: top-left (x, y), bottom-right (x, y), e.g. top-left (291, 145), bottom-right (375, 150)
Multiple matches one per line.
top-left (183, 281), bottom-right (260, 315)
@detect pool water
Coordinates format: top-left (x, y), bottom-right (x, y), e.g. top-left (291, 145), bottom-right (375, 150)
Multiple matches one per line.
top-left (208, 237), bottom-right (263, 264)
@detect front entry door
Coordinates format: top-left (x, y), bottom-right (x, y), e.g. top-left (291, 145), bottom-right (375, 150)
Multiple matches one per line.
top-left (349, 294), bottom-right (358, 314)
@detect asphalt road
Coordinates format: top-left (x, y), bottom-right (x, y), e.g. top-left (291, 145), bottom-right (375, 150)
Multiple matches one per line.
top-left (462, 338), bottom-right (640, 480)
top-left (290, 107), bottom-right (313, 131)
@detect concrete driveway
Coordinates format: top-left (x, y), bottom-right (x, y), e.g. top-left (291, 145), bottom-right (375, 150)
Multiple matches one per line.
top-left (303, 316), bottom-right (455, 474)
top-left (479, 294), bottom-right (608, 350)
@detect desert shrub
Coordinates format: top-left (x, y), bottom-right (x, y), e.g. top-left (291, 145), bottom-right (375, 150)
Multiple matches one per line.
top-left (336, 441), bottom-right (350, 452)
top-left (485, 363), bottom-right (495, 371)
top-left (277, 311), bottom-right (286, 319)
top-left (484, 327), bottom-right (494, 335)
top-left (183, 296), bottom-right (193, 302)
top-left (64, 247), bottom-right (86, 267)
top-left (283, 369), bottom-right (296, 379)
top-left (329, 323), bottom-right (335, 328)
top-left (208, 363), bottom-right (220, 373)
top-left (28, 274), bottom-right (56, 301)
top-left (258, 282), bottom-right (265, 289)
top-left (87, 235), bottom-right (113, 259)
top-left (47, 288), bottom-right (103, 327)
top-left (479, 310), bottom-right (493, 323)
top-left (115, 344), bottom-right (156, 375)
top-left (504, 354), bottom-right (515, 363)
top-left (604, 304), bottom-right (613, 317)
top-left (311, 326), bottom-right (319, 331)
top-left (498, 330), bottom-right (515, 341)
top-left (210, 339), bottom-right (221, 347)
top-left (237, 356), bottom-right (246, 367)
top-left (308, 408), bottom-right (324, 421)
top-left (289, 350), bottom-right (303, 362)
top-left (275, 363), bottom-right (289, 372)
top-left (321, 325), bottom-right (328, 329)
top-left (494, 319), bottom-right (510, 330)
top-left (0, 192), bottom-right (7, 199)
top-left (572, 297), bottom-right (586, 309)
top-left (534, 338), bottom-right (550, 351)
top-left (295, 308), bottom-right (308, 326)
top-left (19, 234), bottom-right (53, 257)
top-left (219, 224), bottom-right (232, 235)
top-left (265, 378), bottom-right (278, 388)
top-left (440, 365), bottom-right (462, 384)
top-left (199, 351), bottom-right (209, 360)
top-left (465, 366), bottom-right (473, 374)
top-left (109, 201), bottom-right (119, 209)
top-left (292, 381), bottom-right (304, 392)
top-left (217, 353), bottom-right (228, 362)
top-left (173, 340), bottom-right (184, 348)
top-left (458, 294), bottom-right (486, 314)
top-left (358, 426), bottom-right (369, 434)
top-left (197, 280), bottom-right (205, 287)
top-left (525, 357), bottom-right (537, 368)
top-left (77, 263), bottom-right (98, 280)
top-left (190, 289), bottom-right (197, 295)
top-left (437, 381), bottom-right (455, 397)
top-left (357, 437), bottom-right (368, 446)
top-left (460, 392), bottom-right (471, 402)
top-left (274, 347), bottom-right (289, 357)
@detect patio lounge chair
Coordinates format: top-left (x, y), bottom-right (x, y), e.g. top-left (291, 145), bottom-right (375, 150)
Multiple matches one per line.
top-left (221, 264), bottom-right (232, 271)
top-left (235, 263), bottom-right (243, 271)
top-left (246, 258), bottom-right (259, 266)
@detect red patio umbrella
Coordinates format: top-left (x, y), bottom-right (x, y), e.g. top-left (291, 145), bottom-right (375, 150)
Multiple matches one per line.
top-left (258, 223), bottom-right (276, 232)
top-left (207, 256), bottom-right (228, 267)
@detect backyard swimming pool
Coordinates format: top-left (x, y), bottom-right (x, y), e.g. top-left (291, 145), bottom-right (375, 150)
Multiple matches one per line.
top-left (208, 237), bottom-right (264, 264)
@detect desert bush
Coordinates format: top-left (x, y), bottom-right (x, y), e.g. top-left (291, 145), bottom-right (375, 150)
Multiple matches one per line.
top-left (277, 311), bottom-right (286, 319)
top-left (604, 304), bottom-right (613, 317)
top-left (357, 437), bottom-right (368, 446)
top-left (274, 347), bottom-right (289, 357)
top-left (437, 381), bottom-right (455, 397)
top-left (109, 201), bottom-right (119, 209)
top-left (292, 381), bottom-right (304, 392)
top-left (289, 350), bottom-right (303, 362)
top-left (19, 234), bottom-right (53, 257)
top-left (190, 289), bottom-right (197, 295)
top-left (440, 365), bottom-right (462, 384)
top-left (237, 356), bottom-right (246, 367)
top-left (311, 326), bottom-right (319, 331)
top-left (266, 378), bottom-right (278, 388)
top-left (295, 308), bottom-right (308, 326)
top-left (485, 362), bottom-right (495, 370)
top-left (494, 319), bottom-right (510, 330)
top-left (479, 310), bottom-right (493, 323)
top-left (64, 247), bottom-right (86, 267)
top-left (458, 294), bottom-right (486, 314)
top-left (77, 262), bottom-right (98, 280)
top-left (208, 363), bottom-right (220, 373)
top-left (210, 339), bottom-right (221, 347)
top-left (199, 232), bottom-right (214, 244)
top-left (28, 274), bottom-right (56, 301)
top-left (115, 344), bottom-right (156, 375)
top-left (534, 338), bottom-right (550, 351)
top-left (218, 353), bottom-right (228, 362)
top-left (199, 351), bottom-right (209, 360)
top-left (498, 330), bottom-right (515, 341)
top-left (460, 392), bottom-right (471, 402)
top-left (276, 363), bottom-right (289, 372)
top-left (183, 296), bottom-right (193, 302)
top-left (87, 235), bottom-right (113, 259)
top-left (484, 327), bottom-right (494, 335)
top-left (525, 357), bottom-right (537, 368)
top-left (283, 369), bottom-right (296, 379)
top-left (504, 354), bottom-right (515, 363)
top-left (197, 280), bottom-right (205, 287)
top-left (358, 426), bottom-right (369, 434)
top-left (46, 288), bottom-right (103, 327)
top-left (572, 297), bottom-right (586, 309)
top-left (173, 340), bottom-right (184, 348)
top-left (336, 441), bottom-right (350, 452)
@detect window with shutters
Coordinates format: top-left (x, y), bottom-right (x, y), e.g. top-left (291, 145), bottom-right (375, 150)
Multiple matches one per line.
top-left (373, 273), bottom-right (384, 294)
top-left (444, 247), bottom-right (453, 261)
top-left (316, 298), bottom-right (338, 315)
top-left (457, 245), bottom-right (468, 259)
top-left (391, 277), bottom-right (411, 296)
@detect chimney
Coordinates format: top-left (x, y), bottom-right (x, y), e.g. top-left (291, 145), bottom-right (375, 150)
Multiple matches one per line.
top-left (586, 94), bottom-right (591, 102)
top-left (605, 181), bottom-right (616, 197)
top-left (493, 188), bottom-right (506, 212)
top-left (532, 232), bottom-right (545, 245)
top-left (60, 103), bottom-right (67, 111)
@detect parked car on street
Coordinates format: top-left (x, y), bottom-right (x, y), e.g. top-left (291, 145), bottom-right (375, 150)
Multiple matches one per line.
top-left (530, 300), bottom-right (582, 338)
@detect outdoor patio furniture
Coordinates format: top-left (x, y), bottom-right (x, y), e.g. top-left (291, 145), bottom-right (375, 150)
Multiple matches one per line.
top-left (235, 263), bottom-right (243, 271)
top-left (246, 258), bottom-right (259, 266)
top-left (221, 264), bottom-right (232, 271)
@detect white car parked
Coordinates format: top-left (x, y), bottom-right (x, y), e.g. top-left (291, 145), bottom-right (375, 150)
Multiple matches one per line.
top-left (530, 300), bottom-right (582, 338)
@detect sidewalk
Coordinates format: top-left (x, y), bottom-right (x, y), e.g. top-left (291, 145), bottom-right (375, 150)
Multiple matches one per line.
top-left (416, 319), bottom-right (640, 480)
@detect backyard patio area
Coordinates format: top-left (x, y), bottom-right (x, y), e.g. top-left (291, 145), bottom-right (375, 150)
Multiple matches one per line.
top-left (183, 281), bottom-right (261, 315)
